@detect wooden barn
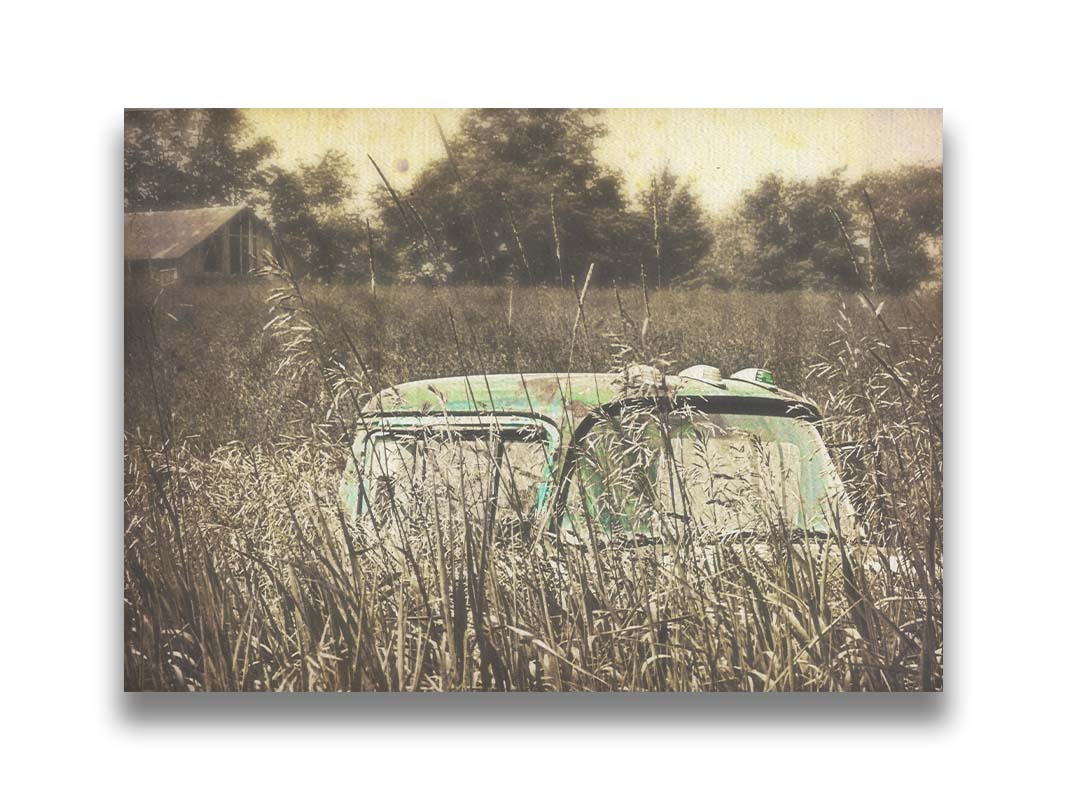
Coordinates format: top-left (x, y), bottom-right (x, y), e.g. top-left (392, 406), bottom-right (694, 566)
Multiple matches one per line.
top-left (124, 205), bottom-right (284, 285)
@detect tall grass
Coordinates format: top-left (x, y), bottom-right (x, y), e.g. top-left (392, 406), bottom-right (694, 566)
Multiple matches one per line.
top-left (124, 276), bottom-right (941, 691)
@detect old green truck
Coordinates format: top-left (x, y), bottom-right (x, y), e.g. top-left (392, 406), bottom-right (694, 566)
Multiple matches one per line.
top-left (340, 364), bottom-right (857, 546)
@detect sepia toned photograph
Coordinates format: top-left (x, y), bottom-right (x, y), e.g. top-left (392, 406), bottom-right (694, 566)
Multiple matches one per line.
top-left (123, 108), bottom-right (943, 692)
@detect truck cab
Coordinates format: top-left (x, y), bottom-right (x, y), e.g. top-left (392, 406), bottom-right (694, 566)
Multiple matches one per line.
top-left (340, 365), bottom-right (857, 547)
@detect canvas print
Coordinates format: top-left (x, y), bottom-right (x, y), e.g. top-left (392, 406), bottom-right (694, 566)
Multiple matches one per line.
top-left (124, 109), bottom-right (943, 692)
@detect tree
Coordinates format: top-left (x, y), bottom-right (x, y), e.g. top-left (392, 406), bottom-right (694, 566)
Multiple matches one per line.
top-left (267, 150), bottom-right (365, 281)
top-left (374, 109), bottom-right (640, 285)
top-left (637, 168), bottom-right (715, 288)
top-left (736, 174), bottom-right (795, 289)
top-left (781, 171), bottom-right (859, 289)
top-left (849, 165), bottom-right (942, 290)
top-left (124, 109), bottom-right (275, 211)
top-left (718, 169), bottom-right (936, 291)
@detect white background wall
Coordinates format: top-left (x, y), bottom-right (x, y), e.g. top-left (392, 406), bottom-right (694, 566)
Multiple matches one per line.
top-left (1, 3), bottom-right (1064, 798)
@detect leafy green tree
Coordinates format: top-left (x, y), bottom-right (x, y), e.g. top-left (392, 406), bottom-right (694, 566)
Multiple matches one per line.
top-left (781, 171), bottom-right (860, 289)
top-left (702, 211), bottom-right (755, 289)
top-left (736, 174), bottom-right (795, 289)
top-left (720, 168), bottom-right (941, 291)
top-left (849, 165), bottom-right (942, 290)
top-left (375, 109), bottom-right (640, 285)
top-left (637, 168), bottom-right (715, 288)
top-left (124, 109), bottom-right (275, 211)
top-left (267, 150), bottom-right (365, 281)
top-left (740, 172), bottom-right (858, 289)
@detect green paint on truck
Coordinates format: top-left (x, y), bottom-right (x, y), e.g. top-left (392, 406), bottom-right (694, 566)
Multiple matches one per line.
top-left (340, 366), bottom-right (852, 542)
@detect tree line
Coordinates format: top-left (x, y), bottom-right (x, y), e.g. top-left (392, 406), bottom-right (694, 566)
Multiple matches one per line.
top-left (124, 109), bottom-right (942, 291)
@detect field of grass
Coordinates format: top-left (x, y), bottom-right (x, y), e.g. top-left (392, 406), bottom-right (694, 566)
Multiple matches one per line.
top-left (124, 279), bottom-right (942, 691)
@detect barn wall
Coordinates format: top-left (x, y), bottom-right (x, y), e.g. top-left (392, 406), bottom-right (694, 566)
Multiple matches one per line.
top-left (125, 208), bottom-right (284, 283)
top-left (252, 215), bottom-right (276, 270)
top-left (220, 209), bottom-right (256, 275)
top-left (179, 217), bottom-right (253, 277)
top-left (125, 258), bottom-right (179, 294)
top-left (177, 246), bottom-right (204, 278)
top-left (221, 225), bottom-right (234, 275)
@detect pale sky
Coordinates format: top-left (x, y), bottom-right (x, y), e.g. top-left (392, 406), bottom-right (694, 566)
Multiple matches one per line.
top-left (244, 108), bottom-right (941, 213)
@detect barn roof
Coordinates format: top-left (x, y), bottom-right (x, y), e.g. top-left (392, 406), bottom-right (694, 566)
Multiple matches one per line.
top-left (124, 205), bottom-right (245, 261)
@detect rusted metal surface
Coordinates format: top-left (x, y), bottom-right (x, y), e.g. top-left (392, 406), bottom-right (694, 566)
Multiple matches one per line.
top-left (363, 371), bottom-right (815, 428)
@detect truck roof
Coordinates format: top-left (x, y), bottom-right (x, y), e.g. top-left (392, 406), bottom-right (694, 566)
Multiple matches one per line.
top-left (362, 370), bottom-right (818, 427)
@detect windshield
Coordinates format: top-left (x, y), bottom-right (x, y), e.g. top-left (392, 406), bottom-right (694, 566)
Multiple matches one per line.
top-left (358, 423), bottom-right (552, 525)
top-left (564, 407), bottom-right (855, 542)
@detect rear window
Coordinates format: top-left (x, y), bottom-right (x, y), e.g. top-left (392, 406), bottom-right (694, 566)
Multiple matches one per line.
top-left (358, 424), bottom-right (552, 525)
top-left (565, 407), bottom-right (854, 541)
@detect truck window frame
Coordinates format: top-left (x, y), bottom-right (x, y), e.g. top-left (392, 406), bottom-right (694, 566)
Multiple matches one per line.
top-left (351, 411), bottom-right (562, 519)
